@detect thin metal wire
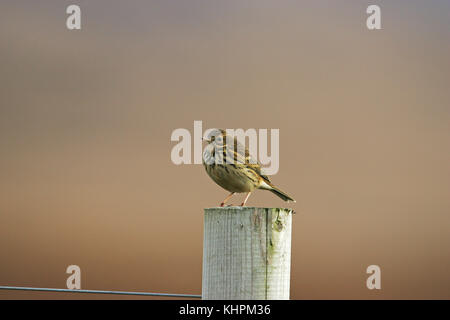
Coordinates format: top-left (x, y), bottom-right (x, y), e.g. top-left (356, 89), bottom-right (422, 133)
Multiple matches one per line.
top-left (0, 286), bottom-right (201, 298)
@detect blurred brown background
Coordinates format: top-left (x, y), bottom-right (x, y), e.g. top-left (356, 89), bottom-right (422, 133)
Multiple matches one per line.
top-left (1, 0), bottom-right (449, 299)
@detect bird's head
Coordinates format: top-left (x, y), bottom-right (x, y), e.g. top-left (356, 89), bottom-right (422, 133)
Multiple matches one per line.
top-left (203, 128), bottom-right (226, 144)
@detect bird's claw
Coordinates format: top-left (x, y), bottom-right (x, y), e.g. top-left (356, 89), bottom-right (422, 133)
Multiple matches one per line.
top-left (220, 203), bottom-right (235, 207)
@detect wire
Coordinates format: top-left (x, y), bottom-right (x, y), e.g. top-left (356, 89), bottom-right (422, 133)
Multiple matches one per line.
top-left (0, 286), bottom-right (201, 298)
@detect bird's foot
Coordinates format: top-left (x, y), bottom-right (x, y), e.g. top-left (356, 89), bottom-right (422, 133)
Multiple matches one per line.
top-left (220, 203), bottom-right (235, 207)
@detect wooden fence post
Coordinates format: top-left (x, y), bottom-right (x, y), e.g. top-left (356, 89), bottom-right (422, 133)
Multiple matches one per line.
top-left (202, 207), bottom-right (292, 300)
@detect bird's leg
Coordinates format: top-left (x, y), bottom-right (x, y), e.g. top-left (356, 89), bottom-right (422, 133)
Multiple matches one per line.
top-left (220, 192), bottom-right (235, 207)
top-left (240, 192), bottom-right (252, 206)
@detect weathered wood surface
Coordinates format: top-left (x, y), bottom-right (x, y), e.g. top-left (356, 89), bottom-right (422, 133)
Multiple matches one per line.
top-left (202, 207), bottom-right (292, 300)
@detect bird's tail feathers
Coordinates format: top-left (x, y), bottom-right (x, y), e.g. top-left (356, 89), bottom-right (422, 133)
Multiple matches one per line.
top-left (260, 181), bottom-right (296, 202)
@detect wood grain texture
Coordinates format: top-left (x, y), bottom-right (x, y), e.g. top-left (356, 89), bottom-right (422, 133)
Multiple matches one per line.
top-left (202, 207), bottom-right (292, 300)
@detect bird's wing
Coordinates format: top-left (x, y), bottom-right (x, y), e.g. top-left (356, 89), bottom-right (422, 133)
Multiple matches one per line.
top-left (226, 136), bottom-right (271, 183)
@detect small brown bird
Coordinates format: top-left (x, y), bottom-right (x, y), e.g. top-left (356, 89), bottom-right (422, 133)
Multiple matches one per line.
top-left (202, 129), bottom-right (295, 207)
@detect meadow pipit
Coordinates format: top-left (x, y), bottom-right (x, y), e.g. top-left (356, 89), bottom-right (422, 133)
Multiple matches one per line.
top-left (202, 129), bottom-right (295, 207)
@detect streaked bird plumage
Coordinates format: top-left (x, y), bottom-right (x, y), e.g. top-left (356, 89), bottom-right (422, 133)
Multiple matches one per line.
top-left (202, 129), bottom-right (295, 207)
